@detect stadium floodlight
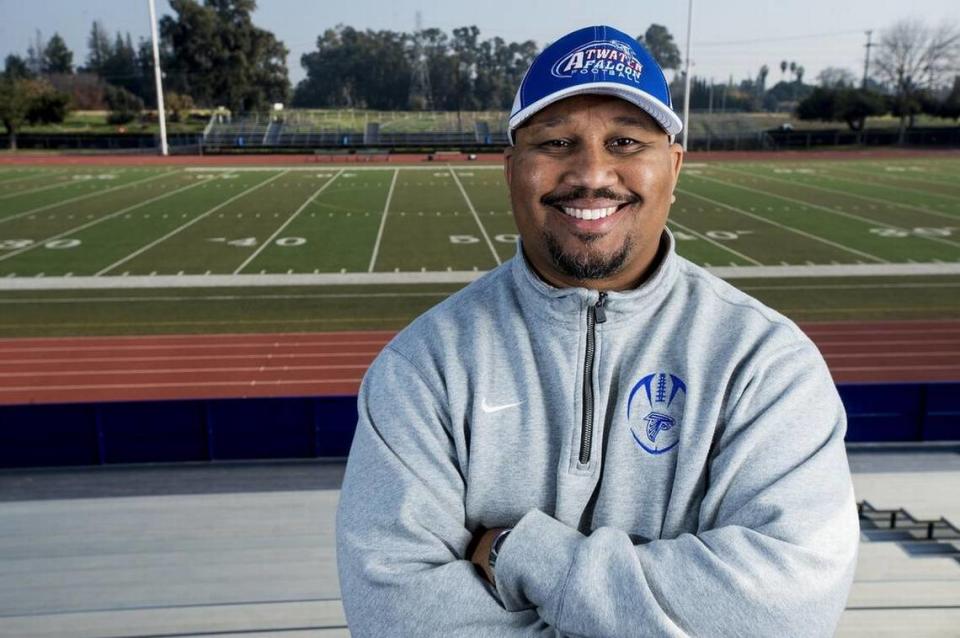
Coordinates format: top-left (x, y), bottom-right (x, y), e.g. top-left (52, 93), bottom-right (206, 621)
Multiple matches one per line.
top-left (681, 0), bottom-right (694, 152)
top-left (148, 0), bottom-right (169, 156)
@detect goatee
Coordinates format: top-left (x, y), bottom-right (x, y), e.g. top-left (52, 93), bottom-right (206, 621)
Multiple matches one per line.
top-left (543, 230), bottom-right (633, 281)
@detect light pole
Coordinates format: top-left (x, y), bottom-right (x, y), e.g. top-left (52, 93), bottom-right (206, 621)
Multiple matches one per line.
top-left (681, 0), bottom-right (694, 151)
top-left (148, 0), bottom-right (169, 156)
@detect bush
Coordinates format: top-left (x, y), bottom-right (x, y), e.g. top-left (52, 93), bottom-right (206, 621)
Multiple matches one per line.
top-left (26, 90), bottom-right (71, 125)
top-left (105, 85), bottom-right (144, 125)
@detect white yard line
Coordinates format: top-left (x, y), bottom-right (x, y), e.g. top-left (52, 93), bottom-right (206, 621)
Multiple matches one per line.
top-left (0, 171), bottom-right (176, 225)
top-left (450, 167), bottom-right (501, 266)
top-left (0, 175), bottom-right (79, 200)
top-left (0, 179), bottom-right (208, 263)
top-left (830, 165), bottom-right (960, 201)
top-left (1, 262), bottom-right (959, 291)
top-left (676, 186), bottom-right (888, 263)
top-left (667, 219), bottom-right (763, 265)
top-left (233, 169), bottom-right (344, 274)
top-left (0, 170), bottom-right (65, 187)
top-left (95, 171), bottom-right (288, 276)
top-left (715, 164), bottom-right (960, 229)
top-left (367, 169), bottom-right (399, 272)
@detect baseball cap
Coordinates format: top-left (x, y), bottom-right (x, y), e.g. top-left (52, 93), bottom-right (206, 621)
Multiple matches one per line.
top-left (508, 25), bottom-right (683, 144)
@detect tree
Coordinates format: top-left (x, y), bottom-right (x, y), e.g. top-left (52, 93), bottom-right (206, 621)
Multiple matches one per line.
top-left (161, 0), bottom-right (290, 111)
top-left (797, 87), bottom-right (886, 130)
top-left (26, 30), bottom-right (45, 75)
top-left (757, 64), bottom-right (769, 95)
top-left (42, 33), bottom-right (74, 74)
top-left (638, 24), bottom-right (681, 71)
top-left (834, 88), bottom-right (886, 129)
top-left (780, 60), bottom-right (787, 80)
top-left (817, 67), bottom-right (857, 88)
top-left (941, 76), bottom-right (960, 120)
top-left (104, 84), bottom-right (144, 124)
top-left (164, 91), bottom-right (195, 122)
top-left (101, 33), bottom-right (140, 95)
top-left (873, 19), bottom-right (960, 141)
top-left (0, 77), bottom-right (69, 148)
top-left (3, 54), bottom-right (33, 80)
top-left (86, 21), bottom-right (111, 75)
top-left (293, 25), bottom-right (536, 111)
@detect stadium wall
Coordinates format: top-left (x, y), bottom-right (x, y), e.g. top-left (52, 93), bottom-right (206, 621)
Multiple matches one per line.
top-left (1, 383), bottom-right (957, 469)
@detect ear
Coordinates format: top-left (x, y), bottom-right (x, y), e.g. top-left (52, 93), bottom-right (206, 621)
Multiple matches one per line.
top-left (503, 146), bottom-right (514, 189)
top-left (668, 141), bottom-right (684, 189)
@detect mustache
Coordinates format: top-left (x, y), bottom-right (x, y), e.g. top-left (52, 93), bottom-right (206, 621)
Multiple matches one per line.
top-left (541, 187), bottom-right (641, 208)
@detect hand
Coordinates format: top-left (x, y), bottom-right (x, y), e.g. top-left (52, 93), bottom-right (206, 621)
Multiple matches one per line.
top-left (469, 527), bottom-right (508, 585)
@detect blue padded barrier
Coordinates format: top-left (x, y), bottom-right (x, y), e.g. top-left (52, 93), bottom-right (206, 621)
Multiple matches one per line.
top-left (0, 383), bottom-right (956, 469)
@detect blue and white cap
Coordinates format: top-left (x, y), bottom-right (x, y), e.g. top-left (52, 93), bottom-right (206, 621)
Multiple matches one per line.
top-left (508, 25), bottom-right (683, 144)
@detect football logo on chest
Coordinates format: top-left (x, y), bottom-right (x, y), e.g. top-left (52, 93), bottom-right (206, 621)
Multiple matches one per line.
top-left (627, 372), bottom-right (686, 455)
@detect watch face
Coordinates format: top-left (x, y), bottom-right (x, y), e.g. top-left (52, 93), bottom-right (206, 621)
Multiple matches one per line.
top-left (489, 530), bottom-right (511, 569)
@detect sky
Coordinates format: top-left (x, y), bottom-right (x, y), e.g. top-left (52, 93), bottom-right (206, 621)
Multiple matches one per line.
top-left (1, 0), bottom-right (958, 89)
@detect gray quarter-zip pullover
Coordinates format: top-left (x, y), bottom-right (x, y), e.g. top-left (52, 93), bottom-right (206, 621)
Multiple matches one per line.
top-left (336, 230), bottom-right (859, 637)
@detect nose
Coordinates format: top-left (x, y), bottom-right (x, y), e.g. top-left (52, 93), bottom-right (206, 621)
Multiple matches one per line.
top-left (562, 140), bottom-right (618, 191)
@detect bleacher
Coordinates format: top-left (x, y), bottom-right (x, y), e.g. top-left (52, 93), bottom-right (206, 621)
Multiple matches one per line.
top-left (201, 109), bottom-right (511, 151)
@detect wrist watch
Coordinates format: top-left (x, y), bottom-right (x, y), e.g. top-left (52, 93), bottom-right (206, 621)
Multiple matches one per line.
top-left (488, 528), bottom-right (512, 574)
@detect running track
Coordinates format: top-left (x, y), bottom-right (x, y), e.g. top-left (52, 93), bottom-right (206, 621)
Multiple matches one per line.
top-left (0, 320), bottom-right (958, 405)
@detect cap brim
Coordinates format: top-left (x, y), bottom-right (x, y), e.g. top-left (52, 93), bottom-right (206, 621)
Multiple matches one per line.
top-left (508, 82), bottom-right (683, 145)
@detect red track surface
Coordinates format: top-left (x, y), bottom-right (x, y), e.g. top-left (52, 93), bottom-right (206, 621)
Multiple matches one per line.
top-left (0, 321), bottom-right (957, 406)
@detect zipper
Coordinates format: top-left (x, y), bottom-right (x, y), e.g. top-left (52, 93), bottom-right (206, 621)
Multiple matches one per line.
top-left (579, 291), bottom-right (607, 464)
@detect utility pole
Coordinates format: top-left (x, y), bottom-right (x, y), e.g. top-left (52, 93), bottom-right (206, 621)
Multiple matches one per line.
top-left (862, 30), bottom-right (874, 90)
top-left (148, 0), bottom-right (168, 155)
top-left (681, 0), bottom-right (694, 151)
top-left (409, 11), bottom-right (433, 110)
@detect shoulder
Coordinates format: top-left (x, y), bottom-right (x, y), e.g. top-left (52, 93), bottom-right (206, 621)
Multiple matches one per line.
top-left (675, 256), bottom-right (812, 352)
top-left (382, 259), bottom-right (516, 363)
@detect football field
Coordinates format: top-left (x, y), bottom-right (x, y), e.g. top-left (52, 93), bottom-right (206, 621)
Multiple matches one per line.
top-left (0, 155), bottom-right (958, 336)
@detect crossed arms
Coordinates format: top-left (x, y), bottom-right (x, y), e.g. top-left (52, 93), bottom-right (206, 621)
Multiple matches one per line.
top-left (336, 346), bottom-right (859, 637)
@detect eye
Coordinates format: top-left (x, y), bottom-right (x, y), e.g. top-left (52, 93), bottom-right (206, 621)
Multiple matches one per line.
top-left (609, 137), bottom-right (639, 149)
top-left (540, 138), bottom-right (572, 149)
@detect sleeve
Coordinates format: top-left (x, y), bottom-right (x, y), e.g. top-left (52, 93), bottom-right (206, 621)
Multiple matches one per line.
top-left (336, 346), bottom-right (557, 638)
top-left (493, 342), bottom-right (860, 638)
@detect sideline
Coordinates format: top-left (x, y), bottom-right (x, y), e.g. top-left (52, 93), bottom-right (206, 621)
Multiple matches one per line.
top-left (1, 262), bottom-right (959, 291)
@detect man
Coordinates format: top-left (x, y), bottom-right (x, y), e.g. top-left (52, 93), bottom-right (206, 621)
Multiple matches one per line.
top-left (337, 25), bottom-right (859, 637)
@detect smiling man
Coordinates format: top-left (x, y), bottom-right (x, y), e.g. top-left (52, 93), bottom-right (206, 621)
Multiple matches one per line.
top-left (337, 25), bottom-right (859, 637)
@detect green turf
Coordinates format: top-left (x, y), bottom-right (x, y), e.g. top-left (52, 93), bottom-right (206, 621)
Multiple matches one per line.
top-left (0, 276), bottom-right (957, 338)
top-left (0, 156), bottom-right (957, 337)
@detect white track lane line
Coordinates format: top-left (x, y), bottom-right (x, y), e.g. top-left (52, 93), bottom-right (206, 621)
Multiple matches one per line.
top-left (0, 363), bottom-right (371, 378)
top-left (0, 378), bottom-right (364, 393)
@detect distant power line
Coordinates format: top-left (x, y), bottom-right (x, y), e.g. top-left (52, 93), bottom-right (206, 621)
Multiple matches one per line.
top-left (697, 29), bottom-right (870, 47)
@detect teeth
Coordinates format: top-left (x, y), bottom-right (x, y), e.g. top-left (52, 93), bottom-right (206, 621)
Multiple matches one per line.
top-left (560, 205), bottom-right (619, 220)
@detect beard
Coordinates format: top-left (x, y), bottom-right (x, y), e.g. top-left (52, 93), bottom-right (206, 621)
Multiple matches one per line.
top-left (543, 229), bottom-right (633, 281)
top-left (537, 185), bottom-right (639, 281)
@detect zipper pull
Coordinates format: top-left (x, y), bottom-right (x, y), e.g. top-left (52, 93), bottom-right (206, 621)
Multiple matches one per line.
top-left (594, 291), bottom-right (608, 324)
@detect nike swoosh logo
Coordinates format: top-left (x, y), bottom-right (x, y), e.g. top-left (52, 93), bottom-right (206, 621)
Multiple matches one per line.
top-left (481, 398), bottom-right (524, 414)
